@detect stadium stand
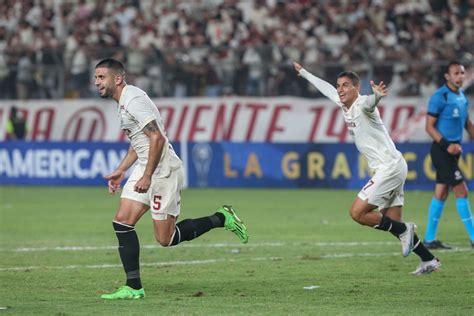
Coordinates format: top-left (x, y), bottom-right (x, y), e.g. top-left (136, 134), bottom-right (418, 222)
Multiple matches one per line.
top-left (0, 0), bottom-right (472, 99)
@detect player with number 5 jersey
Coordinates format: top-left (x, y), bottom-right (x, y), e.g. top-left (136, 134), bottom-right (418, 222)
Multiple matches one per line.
top-left (293, 62), bottom-right (440, 275)
top-left (94, 58), bottom-right (248, 300)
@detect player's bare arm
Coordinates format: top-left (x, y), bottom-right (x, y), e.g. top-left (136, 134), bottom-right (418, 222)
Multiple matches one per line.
top-left (105, 145), bottom-right (138, 194)
top-left (134, 120), bottom-right (166, 193)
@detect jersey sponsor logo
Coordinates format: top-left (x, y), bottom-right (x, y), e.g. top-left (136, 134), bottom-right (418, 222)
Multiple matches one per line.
top-left (347, 122), bottom-right (356, 136)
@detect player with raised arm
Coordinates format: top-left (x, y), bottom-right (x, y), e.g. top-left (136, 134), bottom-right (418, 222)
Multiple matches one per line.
top-left (293, 62), bottom-right (440, 275)
top-left (94, 58), bottom-right (248, 300)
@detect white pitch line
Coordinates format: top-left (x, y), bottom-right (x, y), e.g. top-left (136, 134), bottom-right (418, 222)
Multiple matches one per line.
top-left (0, 256), bottom-right (283, 272)
top-left (0, 249), bottom-right (470, 272)
top-left (3, 241), bottom-right (402, 253)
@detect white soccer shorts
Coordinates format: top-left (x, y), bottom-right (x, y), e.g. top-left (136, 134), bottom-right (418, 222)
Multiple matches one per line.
top-left (357, 158), bottom-right (407, 210)
top-left (121, 165), bottom-right (183, 220)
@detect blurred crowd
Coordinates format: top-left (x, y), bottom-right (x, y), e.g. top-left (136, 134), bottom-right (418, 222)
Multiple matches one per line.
top-left (0, 0), bottom-right (473, 100)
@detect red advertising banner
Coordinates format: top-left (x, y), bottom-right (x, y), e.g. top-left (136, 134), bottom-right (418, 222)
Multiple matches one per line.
top-left (1, 96), bottom-right (473, 142)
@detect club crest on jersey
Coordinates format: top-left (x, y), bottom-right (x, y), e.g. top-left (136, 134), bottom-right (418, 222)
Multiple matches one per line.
top-left (452, 108), bottom-right (460, 118)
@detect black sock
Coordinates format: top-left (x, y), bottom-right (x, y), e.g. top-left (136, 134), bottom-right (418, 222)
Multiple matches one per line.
top-left (113, 221), bottom-right (142, 290)
top-left (169, 213), bottom-right (224, 246)
top-left (374, 215), bottom-right (407, 235)
top-left (412, 234), bottom-right (435, 261)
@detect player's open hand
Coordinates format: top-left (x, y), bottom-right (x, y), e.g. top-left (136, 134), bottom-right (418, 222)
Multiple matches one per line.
top-left (293, 62), bottom-right (302, 74)
top-left (134, 176), bottom-right (151, 193)
top-left (370, 80), bottom-right (388, 98)
top-left (104, 169), bottom-right (125, 194)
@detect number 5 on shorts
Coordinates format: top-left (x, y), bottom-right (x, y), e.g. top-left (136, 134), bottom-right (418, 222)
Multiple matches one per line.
top-left (153, 195), bottom-right (162, 211)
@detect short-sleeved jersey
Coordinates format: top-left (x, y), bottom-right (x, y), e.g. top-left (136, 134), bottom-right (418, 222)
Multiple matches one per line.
top-left (300, 69), bottom-right (402, 171)
top-left (118, 85), bottom-right (182, 177)
top-left (427, 84), bottom-right (469, 142)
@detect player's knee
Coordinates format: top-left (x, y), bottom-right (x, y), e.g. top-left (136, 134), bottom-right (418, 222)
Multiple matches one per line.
top-left (349, 209), bottom-right (364, 224)
top-left (113, 214), bottom-right (132, 226)
top-left (434, 192), bottom-right (449, 200)
top-left (155, 234), bottom-right (172, 247)
top-left (452, 183), bottom-right (468, 198)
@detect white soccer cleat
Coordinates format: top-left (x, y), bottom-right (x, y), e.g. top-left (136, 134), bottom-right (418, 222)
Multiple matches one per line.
top-left (410, 258), bottom-right (441, 276)
top-left (399, 222), bottom-right (415, 257)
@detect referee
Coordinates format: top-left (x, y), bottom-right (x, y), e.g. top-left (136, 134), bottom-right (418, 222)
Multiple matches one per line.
top-left (423, 61), bottom-right (474, 249)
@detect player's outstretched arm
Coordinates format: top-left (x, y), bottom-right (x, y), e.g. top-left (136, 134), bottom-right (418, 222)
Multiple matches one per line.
top-left (370, 80), bottom-right (388, 100)
top-left (363, 80), bottom-right (388, 111)
top-left (293, 62), bottom-right (340, 105)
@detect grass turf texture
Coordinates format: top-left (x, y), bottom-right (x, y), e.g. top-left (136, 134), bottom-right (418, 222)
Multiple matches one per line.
top-left (1, 187), bottom-right (473, 315)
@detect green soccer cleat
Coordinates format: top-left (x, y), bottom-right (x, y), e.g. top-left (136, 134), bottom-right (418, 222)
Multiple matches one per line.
top-left (101, 285), bottom-right (145, 300)
top-left (217, 205), bottom-right (249, 244)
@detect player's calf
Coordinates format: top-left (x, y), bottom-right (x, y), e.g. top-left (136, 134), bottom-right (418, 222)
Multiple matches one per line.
top-left (166, 213), bottom-right (225, 247)
top-left (112, 221), bottom-right (142, 291)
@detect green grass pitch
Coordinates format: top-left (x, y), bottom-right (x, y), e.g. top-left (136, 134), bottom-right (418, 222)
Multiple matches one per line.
top-left (1, 187), bottom-right (473, 315)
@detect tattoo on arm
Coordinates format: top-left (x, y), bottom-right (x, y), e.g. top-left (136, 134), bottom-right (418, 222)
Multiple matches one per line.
top-left (143, 120), bottom-right (159, 135)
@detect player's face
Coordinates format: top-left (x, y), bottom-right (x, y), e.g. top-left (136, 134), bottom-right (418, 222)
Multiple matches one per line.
top-left (336, 77), bottom-right (359, 106)
top-left (94, 67), bottom-right (118, 98)
top-left (445, 64), bottom-right (465, 90)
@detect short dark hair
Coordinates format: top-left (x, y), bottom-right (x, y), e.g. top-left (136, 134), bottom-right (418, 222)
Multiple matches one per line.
top-left (95, 58), bottom-right (125, 75)
top-left (445, 61), bottom-right (463, 74)
top-left (337, 71), bottom-right (360, 86)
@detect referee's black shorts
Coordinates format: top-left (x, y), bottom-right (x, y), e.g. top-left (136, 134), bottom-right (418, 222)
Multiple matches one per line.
top-left (430, 141), bottom-right (464, 185)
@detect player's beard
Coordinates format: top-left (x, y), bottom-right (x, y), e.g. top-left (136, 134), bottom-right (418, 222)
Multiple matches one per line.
top-left (99, 87), bottom-right (113, 98)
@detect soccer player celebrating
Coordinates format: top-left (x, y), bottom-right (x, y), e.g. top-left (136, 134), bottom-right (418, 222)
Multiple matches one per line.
top-left (293, 62), bottom-right (440, 275)
top-left (423, 61), bottom-right (474, 249)
top-left (94, 58), bottom-right (248, 300)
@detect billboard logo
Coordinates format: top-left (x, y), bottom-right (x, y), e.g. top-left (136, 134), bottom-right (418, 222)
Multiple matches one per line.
top-left (192, 143), bottom-right (213, 187)
top-left (64, 107), bottom-right (107, 141)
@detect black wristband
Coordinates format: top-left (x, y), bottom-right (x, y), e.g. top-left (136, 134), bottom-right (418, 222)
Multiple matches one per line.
top-left (438, 138), bottom-right (450, 150)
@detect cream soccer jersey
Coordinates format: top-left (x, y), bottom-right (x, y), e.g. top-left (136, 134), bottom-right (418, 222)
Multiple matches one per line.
top-left (300, 69), bottom-right (403, 171)
top-left (118, 85), bottom-right (182, 177)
